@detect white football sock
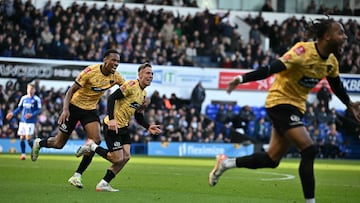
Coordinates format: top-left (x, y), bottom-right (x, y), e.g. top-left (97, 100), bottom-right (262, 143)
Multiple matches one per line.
top-left (306, 198), bottom-right (315, 203)
top-left (223, 158), bottom-right (236, 168)
top-left (73, 172), bottom-right (81, 177)
top-left (100, 179), bottom-right (108, 185)
top-left (90, 143), bottom-right (98, 151)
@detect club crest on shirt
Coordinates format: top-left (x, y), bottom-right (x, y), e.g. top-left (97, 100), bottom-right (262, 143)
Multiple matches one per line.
top-left (128, 80), bottom-right (136, 86)
top-left (327, 65), bottom-right (333, 73)
top-left (294, 46), bottom-right (305, 55)
top-left (83, 67), bottom-right (92, 73)
top-left (100, 80), bottom-right (108, 85)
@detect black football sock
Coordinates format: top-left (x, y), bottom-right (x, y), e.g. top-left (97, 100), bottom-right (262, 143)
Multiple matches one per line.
top-left (236, 152), bottom-right (279, 169)
top-left (103, 169), bottom-right (115, 183)
top-left (299, 145), bottom-right (317, 199)
top-left (28, 139), bottom-right (33, 148)
top-left (75, 152), bottom-right (94, 175)
top-left (95, 146), bottom-right (109, 159)
top-left (39, 138), bottom-right (49, 148)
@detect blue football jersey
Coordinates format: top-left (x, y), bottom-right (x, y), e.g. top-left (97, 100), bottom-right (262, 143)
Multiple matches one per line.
top-left (13, 95), bottom-right (42, 124)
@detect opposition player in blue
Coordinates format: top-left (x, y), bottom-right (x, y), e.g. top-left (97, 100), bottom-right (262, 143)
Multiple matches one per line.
top-left (6, 83), bottom-right (42, 160)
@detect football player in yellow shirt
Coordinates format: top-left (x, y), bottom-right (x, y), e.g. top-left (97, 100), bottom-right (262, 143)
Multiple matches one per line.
top-left (208, 18), bottom-right (360, 203)
top-left (31, 49), bottom-right (125, 189)
top-left (76, 62), bottom-right (161, 192)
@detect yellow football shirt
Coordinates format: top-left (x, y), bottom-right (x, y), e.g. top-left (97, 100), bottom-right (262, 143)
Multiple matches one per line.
top-left (104, 79), bottom-right (147, 128)
top-left (70, 64), bottom-right (125, 110)
top-left (265, 41), bottom-right (339, 113)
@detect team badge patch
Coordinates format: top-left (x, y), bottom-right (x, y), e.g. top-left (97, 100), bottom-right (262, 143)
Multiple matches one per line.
top-left (294, 46), bottom-right (305, 55)
top-left (327, 65), bottom-right (332, 73)
top-left (128, 81), bottom-right (136, 86)
top-left (83, 67), bottom-right (92, 73)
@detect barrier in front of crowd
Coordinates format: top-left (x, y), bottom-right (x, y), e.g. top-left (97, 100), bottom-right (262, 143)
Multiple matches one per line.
top-left (148, 141), bottom-right (253, 157)
top-left (0, 139), bottom-right (253, 157)
top-left (2, 57), bottom-right (360, 110)
top-left (0, 138), bottom-right (106, 155)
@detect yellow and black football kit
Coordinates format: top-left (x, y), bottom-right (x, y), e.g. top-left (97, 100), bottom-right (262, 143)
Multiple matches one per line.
top-left (266, 41), bottom-right (338, 113)
top-left (71, 64), bottom-right (125, 110)
top-left (239, 41), bottom-right (350, 135)
top-left (59, 64), bottom-right (125, 135)
top-left (103, 79), bottom-right (148, 151)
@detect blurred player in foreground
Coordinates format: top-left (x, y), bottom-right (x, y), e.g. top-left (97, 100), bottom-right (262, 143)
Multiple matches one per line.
top-left (208, 17), bottom-right (360, 203)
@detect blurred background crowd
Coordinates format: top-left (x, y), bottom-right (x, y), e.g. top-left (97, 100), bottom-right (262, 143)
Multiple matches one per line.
top-left (1, 0), bottom-right (360, 158)
top-left (1, 0), bottom-right (360, 73)
top-left (1, 75), bottom-right (359, 158)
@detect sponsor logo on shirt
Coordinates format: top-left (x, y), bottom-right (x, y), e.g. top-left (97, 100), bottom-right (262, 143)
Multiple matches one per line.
top-left (298, 76), bottom-right (320, 88)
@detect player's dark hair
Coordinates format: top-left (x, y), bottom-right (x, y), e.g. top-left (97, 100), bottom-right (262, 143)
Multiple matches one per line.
top-left (103, 49), bottom-right (120, 59)
top-left (306, 16), bottom-right (336, 40)
top-left (138, 62), bottom-right (152, 72)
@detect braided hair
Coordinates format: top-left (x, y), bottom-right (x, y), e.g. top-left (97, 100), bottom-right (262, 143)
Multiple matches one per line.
top-left (306, 16), bottom-right (336, 41)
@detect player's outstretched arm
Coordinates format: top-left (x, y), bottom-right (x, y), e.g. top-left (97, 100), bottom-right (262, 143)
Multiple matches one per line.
top-left (226, 60), bottom-right (286, 94)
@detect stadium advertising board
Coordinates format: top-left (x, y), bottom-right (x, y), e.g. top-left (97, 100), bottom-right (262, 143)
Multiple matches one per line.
top-left (218, 71), bottom-right (275, 91)
top-left (0, 57), bottom-right (219, 89)
top-left (1, 57), bottom-right (359, 94)
top-left (339, 76), bottom-right (360, 93)
top-left (148, 141), bottom-right (254, 157)
top-left (0, 139), bottom-right (253, 158)
top-left (0, 138), bottom-right (108, 154)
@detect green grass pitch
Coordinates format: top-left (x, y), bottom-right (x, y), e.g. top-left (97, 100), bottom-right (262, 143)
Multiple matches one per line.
top-left (0, 154), bottom-right (359, 203)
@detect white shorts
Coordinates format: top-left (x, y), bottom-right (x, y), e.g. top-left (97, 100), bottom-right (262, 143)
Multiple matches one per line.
top-left (17, 122), bottom-right (35, 136)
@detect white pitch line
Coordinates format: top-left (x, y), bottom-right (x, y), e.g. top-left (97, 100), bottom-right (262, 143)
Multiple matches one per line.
top-left (254, 171), bottom-right (295, 181)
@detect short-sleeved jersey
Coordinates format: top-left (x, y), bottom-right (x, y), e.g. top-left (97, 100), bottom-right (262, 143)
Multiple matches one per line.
top-left (70, 64), bottom-right (125, 110)
top-left (13, 94), bottom-right (42, 124)
top-left (104, 79), bottom-right (147, 128)
top-left (265, 41), bottom-right (339, 113)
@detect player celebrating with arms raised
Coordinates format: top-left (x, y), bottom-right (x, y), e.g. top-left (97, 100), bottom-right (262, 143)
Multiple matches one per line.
top-left (208, 17), bottom-right (360, 203)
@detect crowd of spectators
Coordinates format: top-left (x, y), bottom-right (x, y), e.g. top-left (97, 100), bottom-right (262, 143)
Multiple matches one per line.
top-left (0, 77), bottom-right (215, 142)
top-left (0, 75), bottom-right (356, 158)
top-left (208, 100), bottom-right (354, 159)
top-left (305, 0), bottom-right (355, 16)
top-left (1, 0), bottom-right (360, 158)
top-left (131, 0), bottom-right (199, 7)
top-left (244, 12), bottom-right (360, 74)
top-left (1, 0), bottom-right (360, 73)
